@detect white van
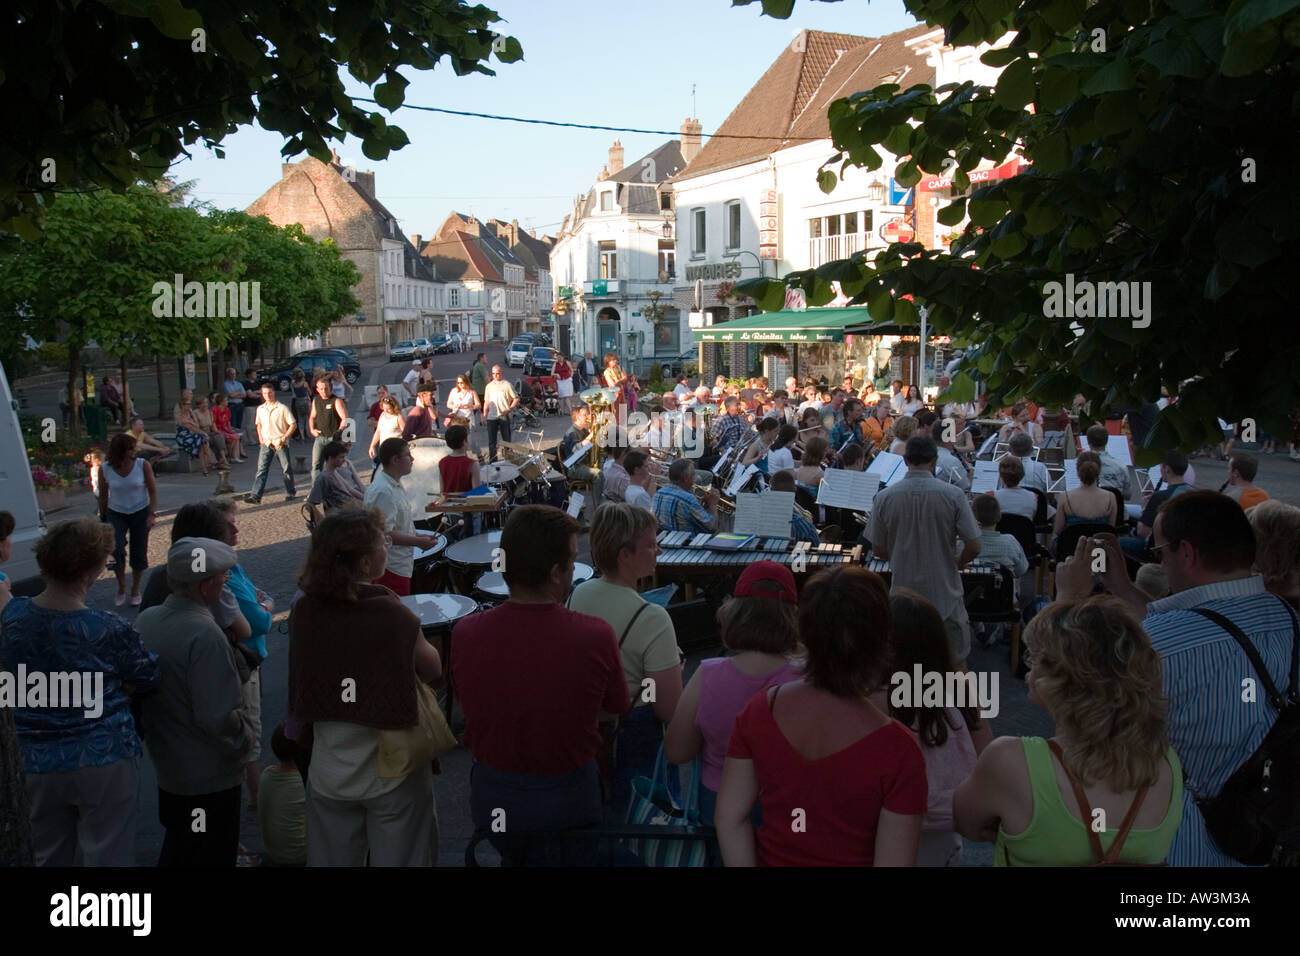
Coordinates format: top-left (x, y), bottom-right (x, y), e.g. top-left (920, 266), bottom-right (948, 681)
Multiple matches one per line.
top-left (0, 361), bottom-right (45, 588)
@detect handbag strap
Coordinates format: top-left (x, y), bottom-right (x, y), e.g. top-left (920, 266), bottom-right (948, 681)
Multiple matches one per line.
top-left (620, 602), bottom-right (651, 648)
top-left (1189, 601), bottom-right (1300, 709)
top-left (1047, 739), bottom-right (1148, 864)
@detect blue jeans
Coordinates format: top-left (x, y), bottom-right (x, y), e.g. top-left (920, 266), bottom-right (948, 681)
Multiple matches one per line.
top-left (609, 704), bottom-right (666, 816)
top-left (487, 417), bottom-right (511, 460)
top-left (470, 761), bottom-right (603, 866)
top-left (228, 402), bottom-right (244, 430)
top-left (107, 506), bottom-right (150, 571)
top-left (311, 435), bottom-right (333, 487)
top-left (249, 443), bottom-right (295, 499)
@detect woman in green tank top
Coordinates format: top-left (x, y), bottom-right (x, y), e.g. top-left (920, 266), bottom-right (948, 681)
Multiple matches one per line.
top-left (954, 596), bottom-right (1183, 865)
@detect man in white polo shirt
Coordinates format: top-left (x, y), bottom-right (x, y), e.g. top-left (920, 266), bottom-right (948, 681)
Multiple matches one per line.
top-left (244, 384), bottom-right (296, 504)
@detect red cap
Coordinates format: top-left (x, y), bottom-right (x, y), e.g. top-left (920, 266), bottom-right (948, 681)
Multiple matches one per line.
top-left (734, 560), bottom-right (798, 603)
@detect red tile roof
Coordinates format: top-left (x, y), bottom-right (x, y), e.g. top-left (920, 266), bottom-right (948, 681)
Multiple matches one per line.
top-left (676, 25), bottom-right (935, 181)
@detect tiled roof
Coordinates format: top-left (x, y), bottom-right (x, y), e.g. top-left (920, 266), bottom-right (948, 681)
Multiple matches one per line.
top-left (607, 140), bottom-right (686, 184)
top-left (336, 165), bottom-right (435, 282)
top-left (675, 24), bottom-right (935, 182)
top-left (420, 232), bottom-right (504, 284)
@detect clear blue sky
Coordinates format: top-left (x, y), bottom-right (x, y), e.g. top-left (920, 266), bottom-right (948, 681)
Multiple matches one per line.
top-left (174, 0), bottom-right (919, 238)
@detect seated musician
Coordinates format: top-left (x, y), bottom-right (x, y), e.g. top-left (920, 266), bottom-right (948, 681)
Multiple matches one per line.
top-left (861, 401), bottom-right (892, 450)
top-left (795, 434), bottom-right (829, 487)
top-left (994, 454), bottom-right (1053, 521)
top-left (916, 410), bottom-right (971, 491)
top-left (768, 470), bottom-right (820, 546)
top-left (835, 443), bottom-right (867, 471)
top-left (653, 458), bottom-right (719, 533)
top-left (623, 451), bottom-right (655, 513)
top-left (1008, 432), bottom-right (1051, 493)
top-left (998, 401), bottom-right (1044, 446)
top-left (561, 405), bottom-right (598, 484)
top-left (306, 440), bottom-right (366, 516)
top-left (829, 398), bottom-right (867, 451)
top-left (602, 445), bottom-right (631, 502)
top-left (741, 417), bottom-right (780, 474)
top-left (679, 410), bottom-right (705, 462)
top-left (701, 396), bottom-right (749, 472)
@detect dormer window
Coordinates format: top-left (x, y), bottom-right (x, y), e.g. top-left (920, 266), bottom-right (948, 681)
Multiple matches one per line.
top-left (600, 191), bottom-right (613, 212)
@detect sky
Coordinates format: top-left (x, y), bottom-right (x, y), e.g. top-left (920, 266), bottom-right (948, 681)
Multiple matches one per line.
top-left (173, 0), bottom-right (920, 239)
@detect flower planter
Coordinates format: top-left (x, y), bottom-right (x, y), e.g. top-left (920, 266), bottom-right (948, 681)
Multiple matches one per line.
top-left (36, 488), bottom-right (68, 512)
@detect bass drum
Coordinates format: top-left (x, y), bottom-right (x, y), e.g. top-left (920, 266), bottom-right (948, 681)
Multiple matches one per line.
top-left (525, 473), bottom-right (569, 510)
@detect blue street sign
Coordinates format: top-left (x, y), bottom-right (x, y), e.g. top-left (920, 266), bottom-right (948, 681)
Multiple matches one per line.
top-left (888, 178), bottom-right (914, 206)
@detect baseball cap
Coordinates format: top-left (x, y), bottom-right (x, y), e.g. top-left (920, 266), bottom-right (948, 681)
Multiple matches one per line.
top-left (166, 536), bottom-right (237, 583)
top-left (734, 560), bottom-right (797, 603)
top-left (412, 359), bottom-right (421, 366)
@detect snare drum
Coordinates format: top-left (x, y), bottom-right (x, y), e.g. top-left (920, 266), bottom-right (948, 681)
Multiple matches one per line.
top-left (410, 534), bottom-right (449, 594)
top-left (398, 592), bottom-right (480, 718)
top-left (519, 453), bottom-right (548, 481)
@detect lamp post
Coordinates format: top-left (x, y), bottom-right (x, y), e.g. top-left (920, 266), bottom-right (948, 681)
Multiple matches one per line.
top-left (723, 249), bottom-right (764, 278)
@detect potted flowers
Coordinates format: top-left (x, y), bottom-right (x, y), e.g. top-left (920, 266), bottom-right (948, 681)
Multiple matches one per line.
top-left (32, 467), bottom-right (70, 512)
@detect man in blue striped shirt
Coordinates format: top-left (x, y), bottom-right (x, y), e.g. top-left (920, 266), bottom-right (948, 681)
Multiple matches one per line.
top-left (652, 459), bottom-right (718, 534)
top-left (1059, 491), bottom-right (1298, 866)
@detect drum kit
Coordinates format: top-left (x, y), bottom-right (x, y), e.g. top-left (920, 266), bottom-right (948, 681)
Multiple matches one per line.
top-left (397, 591), bottom-right (481, 719)
top-left (472, 562), bottom-right (593, 605)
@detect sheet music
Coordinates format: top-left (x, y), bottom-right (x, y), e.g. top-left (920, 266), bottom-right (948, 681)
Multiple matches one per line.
top-left (1107, 434), bottom-right (1133, 466)
top-left (817, 469), bottom-right (881, 510)
top-left (567, 492), bottom-right (584, 518)
top-left (726, 464), bottom-right (759, 497)
top-left (971, 460), bottom-right (1000, 494)
top-left (1060, 458), bottom-right (1081, 491)
top-left (562, 440), bottom-right (593, 469)
top-left (867, 451), bottom-right (906, 486)
top-left (735, 491), bottom-right (795, 539)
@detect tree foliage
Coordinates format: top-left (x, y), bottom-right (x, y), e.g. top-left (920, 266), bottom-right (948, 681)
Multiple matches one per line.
top-left (2, 0), bottom-right (522, 239)
top-left (734, 0), bottom-right (1300, 459)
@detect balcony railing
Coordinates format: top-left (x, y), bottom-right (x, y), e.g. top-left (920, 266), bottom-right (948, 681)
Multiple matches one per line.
top-left (808, 233), bottom-right (884, 268)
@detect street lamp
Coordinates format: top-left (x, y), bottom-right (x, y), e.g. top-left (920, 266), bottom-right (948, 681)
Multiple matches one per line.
top-left (866, 179), bottom-right (887, 204)
top-left (723, 249), bottom-right (764, 276)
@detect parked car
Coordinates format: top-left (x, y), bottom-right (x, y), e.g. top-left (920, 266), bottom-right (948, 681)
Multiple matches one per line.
top-left (296, 346), bottom-right (358, 362)
top-left (390, 340), bottom-right (420, 362)
top-left (505, 336), bottom-right (534, 368)
top-left (429, 333), bottom-right (456, 354)
top-left (650, 347), bottom-right (700, 382)
top-left (257, 353), bottom-right (360, 391)
top-left (411, 337), bottom-right (434, 357)
top-left (523, 346), bottom-right (563, 376)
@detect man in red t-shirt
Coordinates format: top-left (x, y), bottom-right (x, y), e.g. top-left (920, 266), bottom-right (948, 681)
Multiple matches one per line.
top-left (452, 505), bottom-right (630, 865)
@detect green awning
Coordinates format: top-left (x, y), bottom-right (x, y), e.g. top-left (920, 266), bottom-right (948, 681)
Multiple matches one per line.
top-left (691, 307), bottom-right (874, 344)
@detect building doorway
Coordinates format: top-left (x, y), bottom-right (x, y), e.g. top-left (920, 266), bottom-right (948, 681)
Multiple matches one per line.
top-left (597, 307), bottom-right (620, 359)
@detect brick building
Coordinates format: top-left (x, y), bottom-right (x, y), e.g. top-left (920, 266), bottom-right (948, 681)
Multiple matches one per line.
top-left (245, 153), bottom-right (444, 354)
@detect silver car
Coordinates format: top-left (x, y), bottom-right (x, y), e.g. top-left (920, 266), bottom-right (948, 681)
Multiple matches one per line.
top-left (505, 337), bottom-right (532, 367)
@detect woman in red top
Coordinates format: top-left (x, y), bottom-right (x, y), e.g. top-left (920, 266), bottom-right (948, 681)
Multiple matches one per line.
top-left (553, 356), bottom-right (573, 414)
top-left (717, 565), bottom-right (927, 866)
top-left (211, 392), bottom-right (246, 462)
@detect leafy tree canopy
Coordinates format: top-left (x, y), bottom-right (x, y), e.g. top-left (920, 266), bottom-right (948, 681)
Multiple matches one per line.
top-left (2, 0), bottom-right (522, 239)
top-left (733, 0), bottom-right (1300, 460)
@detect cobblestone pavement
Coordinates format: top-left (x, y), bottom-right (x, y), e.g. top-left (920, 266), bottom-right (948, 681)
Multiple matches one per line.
top-left (28, 350), bottom-right (1291, 866)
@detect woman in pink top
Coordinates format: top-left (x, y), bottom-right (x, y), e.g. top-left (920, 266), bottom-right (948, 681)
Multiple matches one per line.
top-left (717, 566), bottom-right (927, 866)
top-left (665, 561), bottom-right (803, 829)
top-left (878, 589), bottom-right (992, 866)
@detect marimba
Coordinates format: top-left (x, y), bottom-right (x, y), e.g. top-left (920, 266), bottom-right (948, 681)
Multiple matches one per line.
top-left (861, 556), bottom-right (1008, 586)
top-left (654, 530), bottom-right (860, 576)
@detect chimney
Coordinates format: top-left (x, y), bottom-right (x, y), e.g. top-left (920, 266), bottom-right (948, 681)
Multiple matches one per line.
top-left (597, 165), bottom-right (609, 182)
top-left (410, 234), bottom-right (423, 251)
top-left (510, 219), bottom-right (520, 245)
top-left (681, 118), bottom-right (703, 165)
top-left (608, 140), bottom-right (624, 174)
top-left (529, 228), bottom-right (536, 238)
top-left (354, 170), bottom-right (376, 196)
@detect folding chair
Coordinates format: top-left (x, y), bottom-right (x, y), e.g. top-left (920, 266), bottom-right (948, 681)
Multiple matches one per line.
top-left (964, 565), bottom-right (1025, 677)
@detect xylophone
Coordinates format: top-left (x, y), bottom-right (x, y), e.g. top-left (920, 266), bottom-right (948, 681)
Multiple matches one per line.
top-left (655, 530), bottom-right (859, 575)
top-left (862, 557), bottom-right (1008, 586)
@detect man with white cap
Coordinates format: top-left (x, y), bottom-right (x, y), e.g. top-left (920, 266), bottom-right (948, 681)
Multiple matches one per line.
top-left (136, 536), bottom-right (254, 867)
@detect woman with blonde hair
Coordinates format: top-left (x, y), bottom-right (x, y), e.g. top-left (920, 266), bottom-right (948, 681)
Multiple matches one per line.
top-left (954, 596), bottom-right (1182, 865)
top-left (1247, 499), bottom-right (1300, 608)
top-left (367, 395), bottom-right (405, 473)
top-left (887, 415), bottom-right (917, 455)
top-left (289, 508), bottom-right (442, 865)
top-left (568, 502), bottom-right (681, 808)
top-left (1052, 450), bottom-right (1118, 540)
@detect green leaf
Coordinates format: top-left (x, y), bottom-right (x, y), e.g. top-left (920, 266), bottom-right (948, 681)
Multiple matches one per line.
top-left (1081, 58), bottom-right (1135, 95)
top-left (817, 169), bottom-right (837, 194)
top-left (1204, 260), bottom-right (1241, 300)
top-left (867, 289), bottom-right (895, 322)
top-left (990, 232), bottom-right (1028, 259)
top-left (937, 371), bottom-right (977, 404)
top-left (760, 0), bottom-right (796, 18)
top-left (893, 158), bottom-right (920, 188)
top-left (936, 198), bottom-right (968, 226)
top-left (373, 75), bottom-right (408, 111)
top-left (980, 46), bottom-right (1024, 68)
top-left (1221, 23), bottom-right (1281, 75)
top-left (495, 36), bottom-right (525, 63)
top-left (1138, 37), bottom-right (1209, 77)
top-left (148, 0), bottom-right (205, 41)
top-left (1224, 0), bottom-right (1300, 44)
top-left (993, 57), bottom-right (1035, 107)
top-left (968, 198), bottom-right (1006, 227)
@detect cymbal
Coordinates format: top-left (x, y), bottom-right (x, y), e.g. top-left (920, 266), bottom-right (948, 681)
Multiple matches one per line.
top-left (483, 462), bottom-right (521, 483)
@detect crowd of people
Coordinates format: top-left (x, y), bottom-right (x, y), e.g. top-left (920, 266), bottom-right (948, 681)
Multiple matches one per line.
top-left (4, 354), bottom-right (1299, 870)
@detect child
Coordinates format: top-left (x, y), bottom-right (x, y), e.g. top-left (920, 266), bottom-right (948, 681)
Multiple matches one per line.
top-left (86, 448), bottom-right (107, 512)
top-left (438, 425), bottom-right (482, 537)
top-left (258, 724), bottom-right (307, 867)
top-left (970, 495), bottom-right (1030, 644)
